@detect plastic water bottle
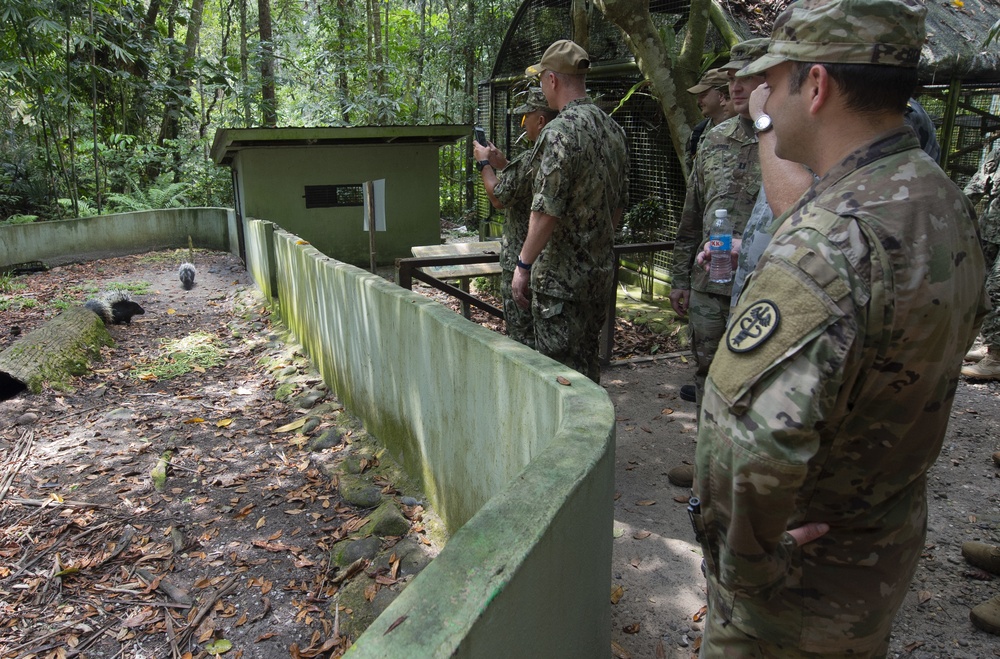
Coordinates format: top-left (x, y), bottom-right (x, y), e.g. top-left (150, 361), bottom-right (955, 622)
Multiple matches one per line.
top-left (708, 208), bottom-right (733, 284)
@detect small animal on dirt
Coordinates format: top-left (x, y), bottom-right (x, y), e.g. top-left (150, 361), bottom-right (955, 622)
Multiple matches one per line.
top-left (84, 290), bottom-right (145, 325)
top-left (178, 262), bottom-right (197, 290)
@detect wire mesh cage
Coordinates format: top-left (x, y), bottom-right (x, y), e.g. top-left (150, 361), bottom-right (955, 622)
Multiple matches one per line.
top-left (477, 0), bottom-right (1000, 282)
top-left (477, 0), bottom-right (699, 275)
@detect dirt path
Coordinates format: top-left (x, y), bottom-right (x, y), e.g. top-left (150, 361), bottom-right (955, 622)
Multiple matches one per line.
top-left (603, 357), bottom-right (1000, 659)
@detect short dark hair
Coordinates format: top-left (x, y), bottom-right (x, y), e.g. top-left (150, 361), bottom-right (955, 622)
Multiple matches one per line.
top-left (539, 108), bottom-right (559, 122)
top-left (789, 61), bottom-right (916, 115)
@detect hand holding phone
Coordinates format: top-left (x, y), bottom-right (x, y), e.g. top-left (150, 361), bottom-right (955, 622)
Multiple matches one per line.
top-left (474, 126), bottom-right (488, 147)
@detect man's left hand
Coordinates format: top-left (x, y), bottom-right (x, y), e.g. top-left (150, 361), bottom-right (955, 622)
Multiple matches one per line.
top-left (512, 266), bottom-right (531, 310)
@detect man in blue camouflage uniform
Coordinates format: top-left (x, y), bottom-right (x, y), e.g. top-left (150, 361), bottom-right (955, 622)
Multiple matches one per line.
top-left (473, 88), bottom-right (558, 348)
top-left (961, 144), bottom-right (1000, 379)
top-left (669, 38), bottom-right (768, 406)
top-left (511, 40), bottom-right (629, 383)
top-left (691, 0), bottom-right (989, 655)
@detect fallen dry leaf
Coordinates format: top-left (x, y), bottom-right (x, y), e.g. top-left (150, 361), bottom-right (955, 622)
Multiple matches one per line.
top-left (556, 376), bottom-right (571, 386)
top-left (635, 499), bottom-right (656, 506)
top-left (622, 622), bottom-right (640, 634)
top-left (633, 530), bottom-right (651, 540)
top-left (611, 584), bottom-right (624, 605)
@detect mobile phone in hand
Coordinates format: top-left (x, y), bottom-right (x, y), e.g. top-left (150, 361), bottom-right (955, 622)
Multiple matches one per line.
top-left (474, 126), bottom-right (488, 147)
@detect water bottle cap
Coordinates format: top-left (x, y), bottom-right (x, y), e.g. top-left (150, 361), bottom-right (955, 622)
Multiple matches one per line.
top-left (715, 208), bottom-right (727, 218)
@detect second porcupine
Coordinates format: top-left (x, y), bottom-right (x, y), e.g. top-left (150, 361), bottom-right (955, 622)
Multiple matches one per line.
top-left (178, 262), bottom-right (197, 290)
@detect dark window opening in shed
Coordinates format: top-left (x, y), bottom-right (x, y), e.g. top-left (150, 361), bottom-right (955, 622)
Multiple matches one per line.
top-left (304, 184), bottom-right (364, 208)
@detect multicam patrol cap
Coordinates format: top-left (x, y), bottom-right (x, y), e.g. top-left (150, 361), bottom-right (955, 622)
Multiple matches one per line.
top-left (525, 40), bottom-right (591, 77)
top-left (718, 38), bottom-right (769, 73)
top-left (741, 0), bottom-right (926, 76)
top-left (687, 68), bottom-right (730, 94)
top-left (513, 87), bottom-right (551, 114)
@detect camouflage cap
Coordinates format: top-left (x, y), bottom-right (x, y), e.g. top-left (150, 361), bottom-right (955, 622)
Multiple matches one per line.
top-left (742, 0), bottom-right (926, 77)
top-left (513, 87), bottom-right (552, 114)
top-left (718, 38), bottom-right (770, 73)
top-left (687, 68), bottom-right (730, 94)
top-left (525, 40), bottom-right (590, 77)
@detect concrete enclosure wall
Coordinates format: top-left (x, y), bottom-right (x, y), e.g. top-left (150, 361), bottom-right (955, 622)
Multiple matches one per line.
top-left (253, 220), bottom-right (617, 658)
top-left (0, 208), bottom-right (237, 269)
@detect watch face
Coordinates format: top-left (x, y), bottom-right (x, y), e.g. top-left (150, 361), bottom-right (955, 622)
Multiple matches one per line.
top-left (754, 114), bottom-right (772, 132)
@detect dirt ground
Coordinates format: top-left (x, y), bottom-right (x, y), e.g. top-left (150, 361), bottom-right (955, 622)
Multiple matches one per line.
top-left (2, 249), bottom-right (1000, 658)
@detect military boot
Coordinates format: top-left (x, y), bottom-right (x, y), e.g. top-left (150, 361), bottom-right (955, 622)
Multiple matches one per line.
top-left (971, 595), bottom-right (1000, 635)
top-left (962, 541), bottom-right (1000, 575)
top-left (965, 345), bottom-right (988, 362)
top-left (961, 353), bottom-right (1000, 380)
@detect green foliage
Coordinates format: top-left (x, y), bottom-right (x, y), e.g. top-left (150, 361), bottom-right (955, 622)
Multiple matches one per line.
top-left (620, 197), bottom-right (665, 243)
top-left (987, 18), bottom-right (1000, 47)
top-left (473, 275), bottom-right (502, 298)
top-left (1, 215), bottom-right (39, 225)
top-left (104, 174), bottom-right (192, 213)
top-left (620, 197), bottom-right (666, 299)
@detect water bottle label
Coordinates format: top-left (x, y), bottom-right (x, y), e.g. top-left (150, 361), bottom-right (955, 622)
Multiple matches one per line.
top-left (709, 236), bottom-right (731, 252)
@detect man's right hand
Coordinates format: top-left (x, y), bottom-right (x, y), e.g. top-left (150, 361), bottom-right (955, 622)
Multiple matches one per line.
top-left (669, 288), bottom-right (690, 317)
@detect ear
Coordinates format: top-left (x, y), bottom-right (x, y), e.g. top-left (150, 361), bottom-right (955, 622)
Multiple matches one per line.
top-left (807, 64), bottom-right (830, 116)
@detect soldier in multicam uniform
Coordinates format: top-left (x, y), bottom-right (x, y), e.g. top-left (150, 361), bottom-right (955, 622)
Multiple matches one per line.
top-left (684, 68), bottom-right (735, 173)
top-left (961, 143), bottom-right (1000, 379)
top-left (690, 0), bottom-right (988, 655)
top-left (473, 88), bottom-right (558, 348)
top-left (511, 40), bottom-right (629, 383)
top-left (669, 38), bottom-right (769, 407)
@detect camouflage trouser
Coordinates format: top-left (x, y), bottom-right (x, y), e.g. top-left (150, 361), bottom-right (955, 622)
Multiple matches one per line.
top-left (981, 241), bottom-right (1000, 349)
top-left (500, 268), bottom-right (535, 349)
top-left (702, 601), bottom-right (890, 659)
top-left (532, 292), bottom-right (606, 384)
top-left (688, 289), bottom-right (731, 403)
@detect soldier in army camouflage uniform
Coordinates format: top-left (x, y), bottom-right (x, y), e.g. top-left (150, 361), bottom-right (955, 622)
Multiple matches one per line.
top-left (961, 144), bottom-right (1000, 379)
top-left (473, 88), bottom-right (558, 348)
top-left (690, 0), bottom-right (989, 655)
top-left (669, 38), bottom-right (769, 405)
top-left (510, 40), bottom-right (629, 383)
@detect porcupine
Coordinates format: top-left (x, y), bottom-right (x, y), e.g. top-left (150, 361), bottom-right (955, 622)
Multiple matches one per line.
top-left (178, 262), bottom-right (197, 290)
top-left (84, 289), bottom-right (146, 325)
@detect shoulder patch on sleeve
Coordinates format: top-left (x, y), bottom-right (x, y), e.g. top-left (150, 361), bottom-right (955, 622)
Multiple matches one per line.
top-left (726, 300), bottom-right (780, 353)
top-left (710, 259), bottom-right (845, 405)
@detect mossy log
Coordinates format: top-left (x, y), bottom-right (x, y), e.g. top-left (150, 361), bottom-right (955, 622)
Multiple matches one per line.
top-left (0, 306), bottom-right (113, 400)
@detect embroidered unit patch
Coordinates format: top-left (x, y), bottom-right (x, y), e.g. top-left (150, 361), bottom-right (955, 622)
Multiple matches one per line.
top-left (726, 300), bottom-right (780, 353)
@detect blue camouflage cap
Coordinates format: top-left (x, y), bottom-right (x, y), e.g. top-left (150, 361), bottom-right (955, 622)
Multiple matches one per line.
top-left (742, 0), bottom-right (926, 77)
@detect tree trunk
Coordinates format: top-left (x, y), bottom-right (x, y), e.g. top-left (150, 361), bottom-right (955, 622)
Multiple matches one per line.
top-left (258, 0), bottom-right (277, 127)
top-left (0, 307), bottom-right (113, 401)
top-left (337, 0), bottom-right (351, 123)
top-left (594, 0), bottom-right (702, 176)
top-left (240, 0), bottom-right (251, 125)
top-left (571, 0), bottom-right (589, 51)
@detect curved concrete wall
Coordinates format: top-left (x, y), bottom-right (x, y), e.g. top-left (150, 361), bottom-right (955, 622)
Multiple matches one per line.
top-left (253, 221), bottom-right (617, 657)
top-left (0, 208), bottom-right (237, 268)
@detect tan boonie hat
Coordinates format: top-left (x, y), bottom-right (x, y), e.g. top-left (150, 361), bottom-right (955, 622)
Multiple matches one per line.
top-left (687, 68), bottom-right (730, 94)
top-left (742, 0), bottom-right (926, 77)
top-left (513, 87), bottom-right (551, 114)
top-left (525, 40), bottom-right (590, 77)
top-left (718, 38), bottom-right (769, 73)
